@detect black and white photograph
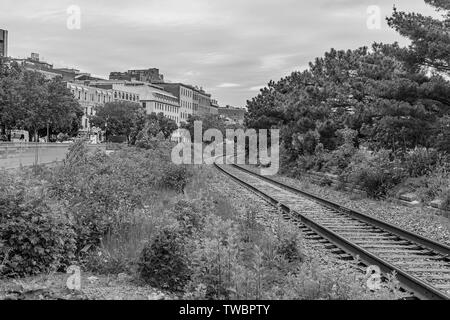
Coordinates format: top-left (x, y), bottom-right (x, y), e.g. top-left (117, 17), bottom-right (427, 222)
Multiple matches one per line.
top-left (0, 0), bottom-right (449, 312)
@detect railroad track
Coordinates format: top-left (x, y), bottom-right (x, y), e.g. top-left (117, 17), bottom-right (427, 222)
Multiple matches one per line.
top-left (214, 162), bottom-right (450, 300)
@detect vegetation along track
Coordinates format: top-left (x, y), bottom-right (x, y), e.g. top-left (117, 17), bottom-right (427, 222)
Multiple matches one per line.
top-left (214, 162), bottom-right (450, 300)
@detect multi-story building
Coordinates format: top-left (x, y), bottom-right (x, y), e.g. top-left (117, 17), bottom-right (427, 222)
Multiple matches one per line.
top-left (158, 83), bottom-right (196, 123)
top-left (109, 68), bottom-right (164, 83)
top-left (67, 82), bottom-right (140, 143)
top-left (193, 87), bottom-right (212, 116)
top-left (87, 80), bottom-right (180, 124)
top-left (0, 29), bottom-right (8, 58)
top-left (210, 99), bottom-right (219, 115)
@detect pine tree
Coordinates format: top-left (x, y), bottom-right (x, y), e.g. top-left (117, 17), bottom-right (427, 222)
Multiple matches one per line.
top-left (387, 0), bottom-right (450, 74)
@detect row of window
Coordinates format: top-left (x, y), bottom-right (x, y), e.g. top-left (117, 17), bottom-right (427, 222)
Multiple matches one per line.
top-left (114, 91), bottom-right (139, 102)
top-left (155, 93), bottom-right (178, 104)
top-left (70, 87), bottom-right (139, 103)
top-left (155, 103), bottom-right (178, 113)
top-left (181, 87), bottom-right (193, 98)
top-left (181, 112), bottom-right (191, 120)
top-left (181, 100), bottom-right (193, 110)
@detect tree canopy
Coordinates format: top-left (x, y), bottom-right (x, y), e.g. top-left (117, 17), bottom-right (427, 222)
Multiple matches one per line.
top-left (0, 61), bottom-right (83, 140)
top-left (90, 101), bottom-right (142, 142)
top-left (245, 0), bottom-right (450, 163)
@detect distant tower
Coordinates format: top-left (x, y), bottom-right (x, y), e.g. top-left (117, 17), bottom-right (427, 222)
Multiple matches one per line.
top-left (0, 29), bottom-right (8, 58)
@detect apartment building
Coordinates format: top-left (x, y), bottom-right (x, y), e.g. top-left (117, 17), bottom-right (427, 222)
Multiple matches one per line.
top-left (193, 87), bottom-right (212, 116)
top-left (68, 82), bottom-right (140, 143)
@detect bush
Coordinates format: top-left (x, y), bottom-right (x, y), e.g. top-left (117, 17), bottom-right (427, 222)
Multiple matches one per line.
top-left (403, 148), bottom-right (440, 177)
top-left (160, 164), bottom-right (192, 193)
top-left (343, 149), bottom-right (406, 198)
top-left (172, 200), bottom-right (205, 235)
top-left (323, 128), bottom-right (358, 174)
top-left (137, 227), bottom-right (191, 291)
top-left (0, 191), bottom-right (76, 277)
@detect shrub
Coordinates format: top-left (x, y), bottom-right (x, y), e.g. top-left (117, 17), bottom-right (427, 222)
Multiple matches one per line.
top-left (137, 226), bottom-right (191, 291)
top-left (56, 133), bottom-right (70, 142)
top-left (0, 191), bottom-right (76, 277)
top-left (343, 149), bottom-right (406, 198)
top-left (276, 234), bottom-right (304, 264)
top-left (172, 200), bottom-right (205, 235)
top-left (323, 128), bottom-right (358, 174)
top-left (160, 164), bottom-right (192, 193)
top-left (403, 148), bottom-right (439, 177)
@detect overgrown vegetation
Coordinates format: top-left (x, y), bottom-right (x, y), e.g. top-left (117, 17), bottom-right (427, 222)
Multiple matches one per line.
top-left (0, 137), bottom-right (398, 299)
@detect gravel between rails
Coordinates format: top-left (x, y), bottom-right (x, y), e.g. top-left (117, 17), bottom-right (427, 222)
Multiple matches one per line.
top-left (241, 165), bottom-right (450, 247)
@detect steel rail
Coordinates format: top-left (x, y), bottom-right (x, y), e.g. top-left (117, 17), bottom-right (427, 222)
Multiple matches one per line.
top-left (232, 164), bottom-right (450, 258)
top-left (214, 163), bottom-right (450, 300)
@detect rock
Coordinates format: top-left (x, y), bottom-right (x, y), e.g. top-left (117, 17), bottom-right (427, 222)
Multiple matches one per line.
top-left (148, 293), bottom-right (165, 300)
top-left (117, 273), bottom-right (131, 282)
top-left (399, 193), bottom-right (418, 202)
top-left (87, 276), bottom-right (99, 284)
top-left (430, 199), bottom-right (444, 209)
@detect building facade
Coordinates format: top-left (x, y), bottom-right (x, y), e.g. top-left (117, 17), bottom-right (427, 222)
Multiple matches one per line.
top-left (113, 82), bottom-right (180, 125)
top-left (193, 87), bottom-right (212, 116)
top-left (159, 83), bottom-right (196, 123)
top-left (110, 68), bottom-right (164, 83)
top-left (68, 82), bottom-right (140, 143)
top-left (0, 29), bottom-right (8, 58)
top-left (210, 99), bottom-right (219, 115)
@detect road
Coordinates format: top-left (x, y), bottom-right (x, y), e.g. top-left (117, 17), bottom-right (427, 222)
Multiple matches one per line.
top-left (0, 143), bottom-right (106, 170)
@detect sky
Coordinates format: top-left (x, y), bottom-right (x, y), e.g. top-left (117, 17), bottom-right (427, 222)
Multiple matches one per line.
top-left (0, 0), bottom-right (441, 107)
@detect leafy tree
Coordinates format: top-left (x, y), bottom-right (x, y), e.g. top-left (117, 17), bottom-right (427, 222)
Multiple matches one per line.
top-left (181, 113), bottom-right (226, 142)
top-left (90, 101), bottom-right (142, 142)
top-left (147, 112), bottom-right (178, 139)
top-left (0, 64), bottom-right (82, 140)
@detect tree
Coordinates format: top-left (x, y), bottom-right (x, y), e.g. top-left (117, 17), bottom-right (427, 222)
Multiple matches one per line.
top-left (90, 101), bottom-right (142, 142)
top-left (245, 45), bottom-right (450, 164)
top-left (147, 112), bottom-right (178, 139)
top-left (45, 77), bottom-right (83, 137)
top-left (180, 113), bottom-right (226, 142)
top-left (387, 1), bottom-right (450, 74)
top-left (0, 64), bottom-right (82, 140)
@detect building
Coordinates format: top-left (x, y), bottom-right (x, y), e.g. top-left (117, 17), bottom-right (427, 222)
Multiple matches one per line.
top-left (0, 29), bottom-right (7, 58)
top-left (110, 68), bottom-right (164, 83)
top-left (193, 87), bottom-right (212, 116)
top-left (159, 83), bottom-right (195, 123)
top-left (210, 99), bottom-right (219, 115)
top-left (218, 105), bottom-right (246, 125)
top-left (87, 80), bottom-right (180, 125)
top-left (67, 82), bottom-right (140, 143)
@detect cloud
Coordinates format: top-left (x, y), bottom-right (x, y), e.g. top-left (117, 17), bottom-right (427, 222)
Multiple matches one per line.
top-left (0, 0), bottom-right (439, 107)
top-left (248, 85), bottom-right (266, 91)
top-left (217, 83), bottom-right (241, 88)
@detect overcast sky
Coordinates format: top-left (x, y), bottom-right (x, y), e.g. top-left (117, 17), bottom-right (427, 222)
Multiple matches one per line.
top-left (0, 0), bottom-right (440, 107)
